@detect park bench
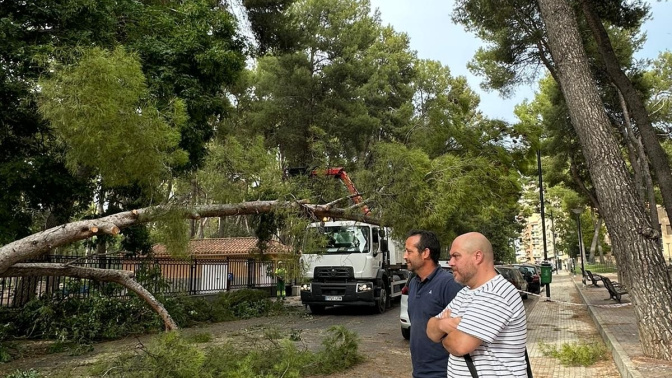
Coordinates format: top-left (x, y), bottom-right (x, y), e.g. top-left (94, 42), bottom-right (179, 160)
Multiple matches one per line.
top-left (584, 270), bottom-right (603, 287)
top-left (602, 276), bottom-right (628, 303)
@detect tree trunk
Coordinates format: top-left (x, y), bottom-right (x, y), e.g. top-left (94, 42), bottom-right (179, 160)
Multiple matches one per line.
top-left (537, 0), bottom-right (672, 360)
top-left (616, 88), bottom-right (661, 241)
top-left (589, 216), bottom-right (601, 264)
top-left (580, 0), bottom-right (672, 228)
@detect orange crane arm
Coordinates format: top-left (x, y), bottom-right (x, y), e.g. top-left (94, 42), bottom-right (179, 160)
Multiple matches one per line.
top-left (311, 167), bottom-right (371, 215)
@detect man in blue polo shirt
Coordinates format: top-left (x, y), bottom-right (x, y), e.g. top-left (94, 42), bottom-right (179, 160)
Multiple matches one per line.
top-left (404, 230), bottom-right (463, 378)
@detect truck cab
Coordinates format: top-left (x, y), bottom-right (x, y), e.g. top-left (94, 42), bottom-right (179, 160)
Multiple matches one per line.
top-left (299, 220), bottom-right (407, 314)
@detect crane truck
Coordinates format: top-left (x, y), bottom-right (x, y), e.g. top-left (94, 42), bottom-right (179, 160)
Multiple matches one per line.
top-left (299, 221), bottom-right (408, 314)
top-left (291, 167), bottom-right (408, 314)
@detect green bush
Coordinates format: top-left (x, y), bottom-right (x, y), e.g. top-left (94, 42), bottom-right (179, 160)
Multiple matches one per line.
top-left (5, 369), bottom-right (42, 378)
top-left (210, 289), bottom-right (285, 321)
top-left (91, 327), bottom-right (363, 377)
top-left (539, 340), bottom-right (608, 366)
top-left (0, 294), bottom-right (161, 345)
top-left (0, 287), bottom-right (290, 349)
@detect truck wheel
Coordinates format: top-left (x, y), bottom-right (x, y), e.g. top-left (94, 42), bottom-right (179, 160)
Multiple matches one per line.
top-left (401, 326), bottom-right (410, 340)
top-left (375, 285), bottom-right (388, 314)
top-left (308, 304), bottom-right (325, 315)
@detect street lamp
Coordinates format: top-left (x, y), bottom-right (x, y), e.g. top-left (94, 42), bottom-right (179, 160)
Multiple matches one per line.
top-left (571, 208), bottom-right (586, 285)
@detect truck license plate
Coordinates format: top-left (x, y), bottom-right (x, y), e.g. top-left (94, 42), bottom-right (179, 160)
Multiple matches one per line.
top-left (325, 296), bottom-right (342, 301)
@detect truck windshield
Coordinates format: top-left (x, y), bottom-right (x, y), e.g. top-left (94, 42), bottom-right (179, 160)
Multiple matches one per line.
top-left (304, 226), bottom-right (370, 254)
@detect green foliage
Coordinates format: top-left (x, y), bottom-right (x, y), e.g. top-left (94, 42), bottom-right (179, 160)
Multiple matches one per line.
top-left (1, 0), bottom-right (245, 243)
top-left (644, 51), bottom-right (672, 126)
top-left (38, 46), bottom-right (188, 188)
top-left (187, 332), bottom-right (213, 344)
top-left (314, 325), bottom-right (364, 374)
top-left (211, 289), bottom-right (285, 321)
top-left (91, 325), bottom-right (363, 377)
top-left (247, 0), bottom-right (416, 166)
top-left (5, 369), bottom-right (42, 378)
top-left (0, 293), bottom-right (160, 345)
top-left (150, 207), bottom-right (192, 258)
top-left (161, 289), bottom-right (287, 327)
top-left (539, 340), bottom-right (608, 366)
top-left (357, 142), bottom-right (522, 259)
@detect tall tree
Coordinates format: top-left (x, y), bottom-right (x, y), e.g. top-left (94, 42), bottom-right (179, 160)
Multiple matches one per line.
top-left (537, 0), bottom-right (672, 360)
top-left (247, 0), bottom-right (415, 167)
top-left (0, 0), bottom-right (246, 243)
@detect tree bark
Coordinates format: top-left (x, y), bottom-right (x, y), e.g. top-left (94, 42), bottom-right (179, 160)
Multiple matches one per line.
top-left (580, 0), bottom-right (672, 228)
top-left (537, 0), bottom-right (672, 360)
top-left (1, 263), bottom-right (178, 331)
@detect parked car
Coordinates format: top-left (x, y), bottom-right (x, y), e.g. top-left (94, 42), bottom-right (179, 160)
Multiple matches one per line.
top-left (513, 264), bottom-right (541, 294)
top-left (495, 265), bottom-right (528, 299)
top-left (399, 265), bottom-right (452, 340)
top-left (400, 278), bottom-right (412, 339)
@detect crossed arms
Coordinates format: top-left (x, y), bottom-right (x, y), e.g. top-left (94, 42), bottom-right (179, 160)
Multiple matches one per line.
top-left (426, 309), bottom-right (482, 356)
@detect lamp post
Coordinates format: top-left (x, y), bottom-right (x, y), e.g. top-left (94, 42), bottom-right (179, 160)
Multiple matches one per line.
top-left (572, 208), bottom-right (586, 285)
top-left (667, 243), bottom-right (671, 264)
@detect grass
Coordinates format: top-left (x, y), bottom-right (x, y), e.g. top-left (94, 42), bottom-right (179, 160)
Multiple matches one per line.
top-left (539, 340), bottom-right (608, 366)
top-left (584, 263), bottom-right (617, 273)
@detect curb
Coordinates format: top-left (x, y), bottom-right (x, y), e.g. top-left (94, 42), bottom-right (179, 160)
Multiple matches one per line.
top-left (573, 279), bottom-right (643, 378)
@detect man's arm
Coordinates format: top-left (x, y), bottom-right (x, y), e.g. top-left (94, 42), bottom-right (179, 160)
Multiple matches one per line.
top-left (427, 316), bottom-right (447, 342)
top-left (440, 328), bottom-right (482, 356)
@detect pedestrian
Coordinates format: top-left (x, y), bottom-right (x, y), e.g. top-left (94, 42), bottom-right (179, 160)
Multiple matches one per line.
top-left (404, 230), bottom-right (463, 378)
top-left (274, 261), bottom-right (287, 300)
top-left (427, 232), bottom-right (530, 378)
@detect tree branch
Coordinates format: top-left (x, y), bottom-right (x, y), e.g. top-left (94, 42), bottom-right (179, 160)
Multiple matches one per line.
top-left (1, 263), bottom-right (178, 331)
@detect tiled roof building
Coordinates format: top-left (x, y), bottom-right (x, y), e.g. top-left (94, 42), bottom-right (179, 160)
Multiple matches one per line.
top-left (153, 237), bottom-right (293, 258)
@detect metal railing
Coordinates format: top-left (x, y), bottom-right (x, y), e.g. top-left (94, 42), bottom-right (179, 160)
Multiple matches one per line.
top-left (0, 255), bottom-right (279, 308)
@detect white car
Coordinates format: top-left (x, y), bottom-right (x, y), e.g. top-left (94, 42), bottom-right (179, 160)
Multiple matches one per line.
top-left (400, 283), bottom-right (411, 339)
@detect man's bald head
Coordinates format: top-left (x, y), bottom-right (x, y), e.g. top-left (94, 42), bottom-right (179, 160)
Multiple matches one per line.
top-left (453, 232), bottom-right (494, 263)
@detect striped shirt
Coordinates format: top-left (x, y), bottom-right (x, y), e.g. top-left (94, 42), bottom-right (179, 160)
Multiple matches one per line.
top-left (443, 274), bottom-right (528, 378)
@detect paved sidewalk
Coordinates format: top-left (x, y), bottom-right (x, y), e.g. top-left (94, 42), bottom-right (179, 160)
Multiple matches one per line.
top-left (527, 273), bottom-right (620, 377)
top-left (572, 273), bottom-right (672, 378)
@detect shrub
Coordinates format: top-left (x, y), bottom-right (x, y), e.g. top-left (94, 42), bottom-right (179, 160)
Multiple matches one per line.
top-left (5, 369), bottom-right (41, 378)
top-left (91, 326), bottom-right (363, 377)
top-left (539, 340), bottom-right (608, 366)
top-left (0, 294), bottom-right (160, 346)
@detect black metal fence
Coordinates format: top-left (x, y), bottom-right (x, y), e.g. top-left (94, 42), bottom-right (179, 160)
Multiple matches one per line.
top-left (0, 256), bottom-right (279, 308)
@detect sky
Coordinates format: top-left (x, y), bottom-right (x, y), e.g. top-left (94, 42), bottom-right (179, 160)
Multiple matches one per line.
top-left (369, 0), bottom-right (672, 123)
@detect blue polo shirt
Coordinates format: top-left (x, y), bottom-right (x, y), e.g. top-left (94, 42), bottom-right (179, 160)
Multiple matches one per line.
top-left (408, 266), bottom-right (463, 378)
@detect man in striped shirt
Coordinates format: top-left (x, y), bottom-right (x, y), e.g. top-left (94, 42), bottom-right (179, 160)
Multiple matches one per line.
top-left (427, 232), bottom-right (528, 377)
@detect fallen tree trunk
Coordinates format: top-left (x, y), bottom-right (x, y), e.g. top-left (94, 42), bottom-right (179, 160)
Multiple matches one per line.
top-left (0, 200), bottom-right (380, 274)
top-left (1, 263), bottom-right (178, 330)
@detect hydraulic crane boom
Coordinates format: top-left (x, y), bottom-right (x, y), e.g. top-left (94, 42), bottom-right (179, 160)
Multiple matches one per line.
top-left (310, 167), bottom-right (370, 215)
top-left (284, 166), bottom-right (370, 215)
